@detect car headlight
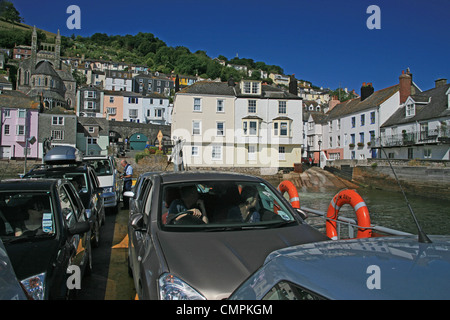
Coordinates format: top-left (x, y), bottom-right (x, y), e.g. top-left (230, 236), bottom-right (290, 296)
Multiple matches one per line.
top-left (103, 187), bottom-right (113, 193)
top-left (158, 273), bottom-right (205, 300)
top-left (20, 272), bottom-right (46, 300)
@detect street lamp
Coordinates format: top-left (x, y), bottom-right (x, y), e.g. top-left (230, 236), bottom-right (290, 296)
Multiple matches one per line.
top-left (318, 139), bottom-right (322, 168)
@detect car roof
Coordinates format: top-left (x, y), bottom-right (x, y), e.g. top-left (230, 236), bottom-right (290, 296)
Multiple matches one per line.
top-left (157, 171), bottom-right (264, 184)
top-left (256, 235), bottom-right (450, 299)
top-left (0, 178), bottom-right (60, 191)
top-left (26, 164), bottom-right (92, 175)
top-left (83, 156), bottom-right (111, 160)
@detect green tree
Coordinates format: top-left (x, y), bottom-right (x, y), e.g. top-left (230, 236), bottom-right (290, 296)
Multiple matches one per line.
top-left (0, 0), bottom-right (23, 24)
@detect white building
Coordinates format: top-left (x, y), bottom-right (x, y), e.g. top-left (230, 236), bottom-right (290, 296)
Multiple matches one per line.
top-left (142, 93), bottom-right (171, 125)
top-left (379, 78), bottom-right (450, 160)
top-left (171, 80), bottom-right (303, 171)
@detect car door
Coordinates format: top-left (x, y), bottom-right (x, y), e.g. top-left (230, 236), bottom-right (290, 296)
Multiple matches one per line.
top-left (58, 184), bottom-right (88, 272)
top-left (129, 177), bottom-right (154, 292)
top-left (88, 169), bottom-right (104, 225)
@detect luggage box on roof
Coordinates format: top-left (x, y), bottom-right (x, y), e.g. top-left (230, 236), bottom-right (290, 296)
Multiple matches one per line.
top-left (44, 146), bottom-right (83, 164)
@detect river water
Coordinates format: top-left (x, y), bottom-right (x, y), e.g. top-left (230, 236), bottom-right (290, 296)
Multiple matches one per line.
top-left (267, 178), bottom-right (450, 237)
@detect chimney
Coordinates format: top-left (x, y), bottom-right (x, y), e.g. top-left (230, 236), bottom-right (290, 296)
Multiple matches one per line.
top-left (360, 82), bottom-right (374, 101)
top-left (399, 70), bottom-right (412, 104)
top-left (435, 78), bottom-right (448, 88)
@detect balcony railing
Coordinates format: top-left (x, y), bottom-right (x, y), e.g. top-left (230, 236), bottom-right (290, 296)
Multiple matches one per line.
top-left (373, 128), bottom-right (450, 148)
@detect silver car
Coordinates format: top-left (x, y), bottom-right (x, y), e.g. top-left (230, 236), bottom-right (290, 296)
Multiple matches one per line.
top-left (229, 235), bottom-right (450, 300)
top-left (127, 171), bottom-right (328, 300)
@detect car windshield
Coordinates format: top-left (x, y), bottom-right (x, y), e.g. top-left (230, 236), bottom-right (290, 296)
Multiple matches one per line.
top-left (161, 180), bottom-right (297, 230)
top-left (84, 159), bottom-right (113, 177)
top-left (0, 192), bottom-right (55, 242)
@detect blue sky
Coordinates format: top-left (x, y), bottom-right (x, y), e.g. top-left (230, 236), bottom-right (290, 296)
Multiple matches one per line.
top-left (12, 0), bottom-right (450, 93)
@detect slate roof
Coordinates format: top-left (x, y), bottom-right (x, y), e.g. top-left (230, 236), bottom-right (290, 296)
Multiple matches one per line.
top-left (0, 90), bottom-right (40, 109)
top-left (178, 81), bottom-right (236, 96)
top-left (327, 84), bottom-right (400, 120)
top-left (381, 83), bottom-right (450, 127)
top-left (178, 81), bottom-right (301, 99)
top-left (32, 60), bottom-right (60, 78)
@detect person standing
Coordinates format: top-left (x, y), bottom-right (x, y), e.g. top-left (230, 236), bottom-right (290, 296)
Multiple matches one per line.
top-left (120, 160), bottom-right (133, 209)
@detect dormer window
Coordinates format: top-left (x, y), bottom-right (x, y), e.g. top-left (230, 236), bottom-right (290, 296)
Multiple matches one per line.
top-left (241, 81), bottom-right (261, 94)
top-left (406, 103), bottom-right (415, 117)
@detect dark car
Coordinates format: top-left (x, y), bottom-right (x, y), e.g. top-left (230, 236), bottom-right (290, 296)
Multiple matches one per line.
top-left (24, 164), bottom-right (105, 248)
top-left (229, 235), bottom-right (450, 300)
top-left (0, 179), bottom-right (91, 300)
top-left (127, 171), bottom-right (328, 300)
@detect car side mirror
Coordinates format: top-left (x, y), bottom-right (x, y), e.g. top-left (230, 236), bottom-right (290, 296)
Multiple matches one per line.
top-left (130, 213), bottom-right (145, 231)
top-left (295, 208), bottom-right (308, 220)
top-left (124, 191), bottom-right (134, 198)
top-left (68, 221), bottom-right (91, 235)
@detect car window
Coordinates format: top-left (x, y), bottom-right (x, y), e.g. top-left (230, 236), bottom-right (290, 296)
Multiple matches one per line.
top-left (161, 180), bottom-right (297, 230)
top-left (263, 281), bottom-right (325, 300)
top-left (62, 184), bottom-right (84, 220)
top-left (58, 186), bottom-right (78, 229)
top-left (85, 159), bottom-right (113, 176)
top-left (137, 179), bottom-right (151, 202)
top-left (63, 173), bottom-right (88, 193)
top-left (89, 170), bottom-right (99, 189)
top-left (0, 192), bottom-right (55, 240)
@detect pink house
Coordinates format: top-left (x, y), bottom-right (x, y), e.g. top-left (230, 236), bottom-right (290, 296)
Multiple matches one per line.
top-left (0, 91), bottom-right (40, 159)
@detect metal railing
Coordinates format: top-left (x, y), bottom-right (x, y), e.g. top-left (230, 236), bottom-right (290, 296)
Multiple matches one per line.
top-left (300, 206), bottom-right (412, 239)
top-left (373, 128), bottom-right (450, 148)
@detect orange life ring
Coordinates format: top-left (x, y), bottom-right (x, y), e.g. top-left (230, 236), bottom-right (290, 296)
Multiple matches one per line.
top-left (326, 189), bottom-right (371, 240)
top-left (277, 180), bottom-right (300, 209)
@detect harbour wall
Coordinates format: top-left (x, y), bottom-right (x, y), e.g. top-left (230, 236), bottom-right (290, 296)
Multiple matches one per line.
top-left (352, 165), bottom-right (450, 201)
top-left (327, 159), bottom-right (450, 201)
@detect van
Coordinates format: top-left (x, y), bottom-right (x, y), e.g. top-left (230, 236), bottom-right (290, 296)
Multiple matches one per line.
top-left (83, 155), bottom-right (121, 213)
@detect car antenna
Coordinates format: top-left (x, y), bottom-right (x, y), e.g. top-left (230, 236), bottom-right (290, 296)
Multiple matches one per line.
top-left (380, 146), bottom-right (432, 243)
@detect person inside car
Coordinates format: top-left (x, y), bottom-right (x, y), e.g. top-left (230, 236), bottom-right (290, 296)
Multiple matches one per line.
top-left (167, 185), bottom-right (209, 224)
top-left (15, 197), bottom-right (46, 236)
top-left (227, 185), bottom-right (261, 223)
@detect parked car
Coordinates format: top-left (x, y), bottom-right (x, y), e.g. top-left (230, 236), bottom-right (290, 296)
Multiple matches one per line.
top-left (24, 148), bottom-right (105, 248)
top-left (83, 155), bottom-right (121, 213)
top-left (0, 238), bottom-right (28, 300)
top-left (127, 171), bottom-right (328, 300)
top-left (0, 179), bottom-right (92, 299)
top-left (229, 235), bottom-right (450, 300)
top-left (125, 172), bottom-right (156, 216)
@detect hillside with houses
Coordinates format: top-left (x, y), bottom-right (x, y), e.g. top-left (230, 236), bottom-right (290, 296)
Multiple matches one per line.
top-left (0, 22), bottom-right (448, 172)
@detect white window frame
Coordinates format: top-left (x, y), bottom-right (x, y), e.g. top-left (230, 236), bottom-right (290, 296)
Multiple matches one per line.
top-left (52, 116), bottom-right (64, 125)
top-left (16, 125), bottom-right (25, 135)
top-left (216, 122), bottom-right (225, 136)
top-left (192, 120), bottom-right (201, 135)
top-left (51, 129), bottom-right (64, 141)
top-left (217, 99), bottom-right (224, 113)
top-left (211, 145), bottom-right (222, 161)
top-left (193, 98), bottom-right (202, 112)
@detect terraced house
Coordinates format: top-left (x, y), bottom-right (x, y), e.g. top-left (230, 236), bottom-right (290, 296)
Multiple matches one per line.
top-left (171, 80), bottom-right (303, 171)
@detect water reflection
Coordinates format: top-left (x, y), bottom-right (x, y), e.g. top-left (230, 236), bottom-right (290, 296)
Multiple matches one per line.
top-left (266, 177), bottom-right (450, 236)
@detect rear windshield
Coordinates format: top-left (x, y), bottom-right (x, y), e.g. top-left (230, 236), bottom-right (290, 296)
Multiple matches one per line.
top-left (84, 159), bottom-right (113, 177)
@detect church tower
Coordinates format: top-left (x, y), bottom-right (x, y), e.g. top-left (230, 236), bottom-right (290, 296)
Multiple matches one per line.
top-left (55, 29), bottom-right (61, 69)
top-left (31, 26), bottom-right (37, 71)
